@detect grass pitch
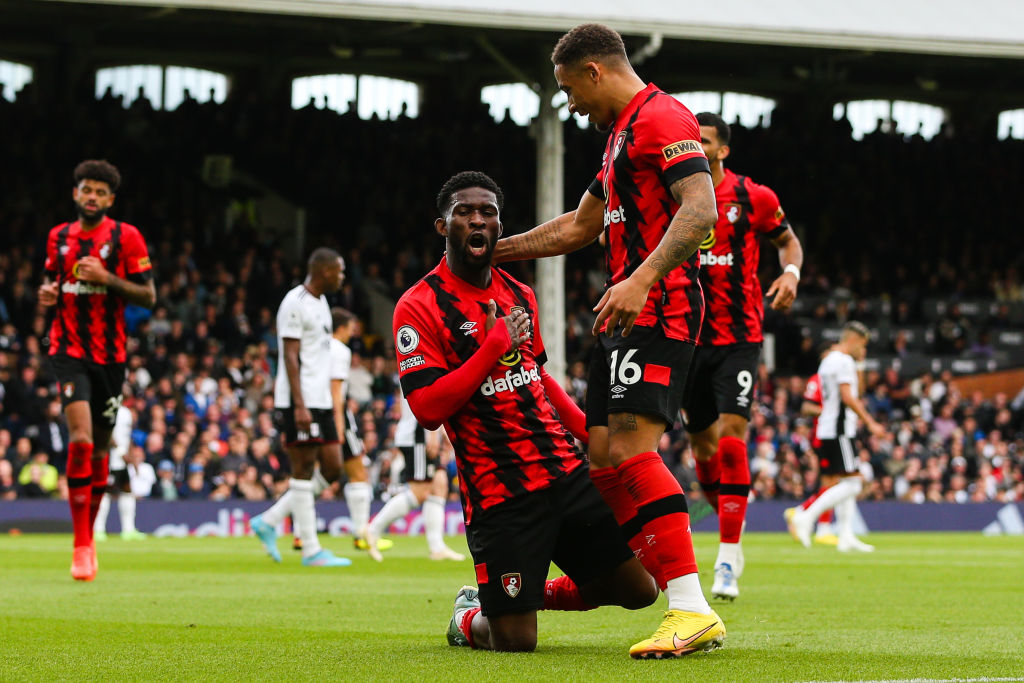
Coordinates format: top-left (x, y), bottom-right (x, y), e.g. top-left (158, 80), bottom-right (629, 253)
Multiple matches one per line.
top-left (1, 531), bottom-right (1021, 682)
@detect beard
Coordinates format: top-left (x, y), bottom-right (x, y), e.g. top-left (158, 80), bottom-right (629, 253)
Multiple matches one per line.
top-left (76, 203), bottom-right (108, 223)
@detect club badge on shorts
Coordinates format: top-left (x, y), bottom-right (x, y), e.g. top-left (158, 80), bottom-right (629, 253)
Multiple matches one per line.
top-left (501, 572), bottom-right (521, 598)
top-left (63, 382), bottom-right (75, 399)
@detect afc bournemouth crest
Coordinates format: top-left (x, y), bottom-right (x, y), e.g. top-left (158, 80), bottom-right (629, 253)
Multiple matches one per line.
top-left (98, 242), bottom-right (112, 260)
top-left (612, 130), bottom-right (627, 160)
top-left (501, 572), bottom-right (522, 598)
top-left (725, 202), bottom-right (743, 224)
top-left (62, 382), bottom-right (75, 399)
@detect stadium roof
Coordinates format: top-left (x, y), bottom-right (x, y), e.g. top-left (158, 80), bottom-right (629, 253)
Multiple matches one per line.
top-left (48, 0), bottom-right (1024, 58)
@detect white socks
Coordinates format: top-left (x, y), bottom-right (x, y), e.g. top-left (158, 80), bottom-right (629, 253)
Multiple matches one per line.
top-left (290, 479), bottom-right (321, 558)
top-left (260, 487), bottom-right (293, 527)
top-left (94, 493), bottom-right (111, 533)
top-left (311, 469), bottom-right (329, 496)
top-left (835, 477), bottom-right (864, 543)
top-left (118, 494), bottom-right (137, 533)
top-left (715, 542), bottom-right (740, 573)
top-left (665, 573), bottom-right (712, 614)
top-left (344, 481), bottom-right (373, 536)
top-left (424, 495), bottom-right (447, 554)
top-left (803, 477), bottom-right (860, 522)
top-left (369, 488), bottom-right (418, 538)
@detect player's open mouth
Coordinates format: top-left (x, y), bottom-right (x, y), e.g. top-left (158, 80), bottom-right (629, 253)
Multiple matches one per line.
top-left (467, 232), bottom-right (488, 257)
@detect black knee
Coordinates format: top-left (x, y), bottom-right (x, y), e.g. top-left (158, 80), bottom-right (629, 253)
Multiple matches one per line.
top-left (491, 634), bottom-right (537, 652)
top-left (621, 577), bottom-right (660, 610)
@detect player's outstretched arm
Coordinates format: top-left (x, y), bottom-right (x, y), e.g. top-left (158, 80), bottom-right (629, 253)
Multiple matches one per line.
top-left (766, 228), bottom-right (803, 312)
top-left (405, 302), bottom-right (530, 430)
top-left (493, 191), bottom-right (604, 263)
top-left (593, 172), bottom-right (716, 337)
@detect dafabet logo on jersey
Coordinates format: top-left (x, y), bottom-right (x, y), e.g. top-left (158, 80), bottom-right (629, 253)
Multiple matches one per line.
top-left (662, 139), bottom-right (702, 162)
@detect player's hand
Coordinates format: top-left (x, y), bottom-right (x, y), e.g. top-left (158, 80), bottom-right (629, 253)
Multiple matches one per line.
top-left (592, 276), bottom-right (649, 337)
top-left (485, 299), bottom-right (530, 351)
top-left (37, 282), bottom-right (58, 306)
top-left (294, 406), bottom-right (312, 434)
top-left (766, 271), bottom-right (798, 312)
top-left (867, 420), bottom-right (886, 438)
top-left (75, 256), bottom-right (110, 284)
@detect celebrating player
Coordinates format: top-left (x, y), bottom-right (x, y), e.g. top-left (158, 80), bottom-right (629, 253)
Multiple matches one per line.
top-left (93, 403), bottom-right (146, 541)
top-left (38, 160), bottom-right (156, 581)
top-left (250, 248), bottom-right (351, 567)
top-left (363, 391), bottom-right (464, 562)
top-left (789, 322), bottom-right (885, 552)
top-left (682, 112), bottom-right (804, 600)
top-left (493, 24), bottom-right (724, 658)
top-left (395, 171), bottom-right (659, 653)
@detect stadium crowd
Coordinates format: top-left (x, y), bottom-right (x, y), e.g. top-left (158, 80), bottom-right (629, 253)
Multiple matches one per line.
top-left (1, 86), bottom-right (1023, 507)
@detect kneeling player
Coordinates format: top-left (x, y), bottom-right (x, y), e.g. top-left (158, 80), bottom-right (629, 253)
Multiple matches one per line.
top-left (395, 172), bottom-right (659, 653)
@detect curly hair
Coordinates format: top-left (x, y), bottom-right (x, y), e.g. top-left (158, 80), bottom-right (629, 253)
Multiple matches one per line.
top-left (551, 23), bottom-right (627, 67)
top-left (73, 159), bottom-right (121, 192)
top-left (696, 112), bottom-right (731, 146)
top-left (435, 171), bottom-right (504, 215)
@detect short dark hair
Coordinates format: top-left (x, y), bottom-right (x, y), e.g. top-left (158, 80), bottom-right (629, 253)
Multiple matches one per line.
top-left (331, 307), bottom-right (354, 331)
top-left (551, 23), bottom-right (627, 67)
top-left (435, 171), bottom-right (504, 215)
top-left (844, 321), bottom-right (870, 339)
top-left (307, 247), bottom-right (341, 273)
top-left (696, 112), bottom-right (731, 145)
top-left (73, 159), bottom-right (121, 192)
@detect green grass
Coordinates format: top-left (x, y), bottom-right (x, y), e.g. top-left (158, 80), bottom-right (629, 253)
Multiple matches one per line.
top-left (1, 532), bottom-right (1022, 682)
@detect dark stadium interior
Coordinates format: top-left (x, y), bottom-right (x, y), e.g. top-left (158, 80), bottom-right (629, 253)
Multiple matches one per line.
top-left (1, 2), bottom-right (1022, 505)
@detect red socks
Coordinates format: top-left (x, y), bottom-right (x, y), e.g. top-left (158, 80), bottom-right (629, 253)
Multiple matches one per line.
top-left (695, 456), bottom-right (721, 511)
top-left (89, 455), bottom-right (110, 530)
top-left (459, 607), bottom-right (481, 649)
top-left (717, 436), bottom-right (750, 544)
top-left (590, 468), bottom-right (666, 589)
top-left (67, 442), bottom-right (94, 547)
top-left (616, 452), bottom-right (698, 582)
top-left (543, 575), bottom-right (595, 611)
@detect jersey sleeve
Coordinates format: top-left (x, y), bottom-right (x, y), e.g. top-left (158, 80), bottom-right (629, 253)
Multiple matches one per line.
top-left (835, 356), bottom-right (857, 386)
top-left (394, 293), bottom-right (449, 396)
top-left (640, 96), bottom-right (710, 188)
top-left (121, 224), bottom-right (153, 280)
top-left (43, 224), bottom-right (62, 276)
top-left (277, 296), bottom-right (304, 341)
top-left (749, 182), bottom-right (791, 239)
top-left (330, 340), bottom-right (351, 381)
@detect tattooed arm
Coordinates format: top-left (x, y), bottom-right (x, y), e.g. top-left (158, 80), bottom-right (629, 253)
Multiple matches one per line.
top-left (592, 172), bottom-right (716, 336)
top-left (493, 190), bottom-right (605, 263)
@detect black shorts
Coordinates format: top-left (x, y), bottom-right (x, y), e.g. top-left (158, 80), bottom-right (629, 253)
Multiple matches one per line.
top-left (399, 443), bottom-right (438, 483)
top-left (817, 437), bottom-right (858, 475)
top-left (683, 342), bottom-right (762, 433)
top-left (586, 326), bottom-right (696, 429)
top-left (275, 408), bottom-right (339, 447)
top-left (49, 355), bottom-right (125, 429)
top-left (466, 465), bottom-right (634, 617)
top-left (108, 468), bottom-right (130, 489)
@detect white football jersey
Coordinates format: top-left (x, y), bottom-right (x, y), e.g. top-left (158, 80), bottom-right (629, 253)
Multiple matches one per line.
top-left (274, 285), bottom-right (333, 410)
top-left (109, 405), bottom-right (133, 470)
top-left (816, 349), bottom-right (859, 440)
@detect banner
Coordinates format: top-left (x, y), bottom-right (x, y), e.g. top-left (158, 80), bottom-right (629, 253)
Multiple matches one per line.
top-left (1, 500), bottom-right (1021, 536)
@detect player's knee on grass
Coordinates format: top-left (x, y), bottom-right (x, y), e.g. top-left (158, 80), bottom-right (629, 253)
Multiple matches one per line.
top-left (580, 559), bottom-right (659, 610)
top-left (487, 614), bottom-right (538, 652)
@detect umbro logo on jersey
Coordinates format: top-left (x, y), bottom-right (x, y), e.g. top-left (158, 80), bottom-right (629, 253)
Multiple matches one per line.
top-left (460, 322), bottom-right (478, 335)
top-left (611, 384), bottom-right (627, 396)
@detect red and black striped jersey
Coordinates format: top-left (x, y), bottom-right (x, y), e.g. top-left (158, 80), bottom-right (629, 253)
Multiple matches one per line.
top-left (393, 257), bottom-right (584, 523)
top-left (698, 168), bottom-right (790, 345)
top-left (44, 217), bottom-right (152, 365)
top-left (588, 83), bottom-right (711, 342)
